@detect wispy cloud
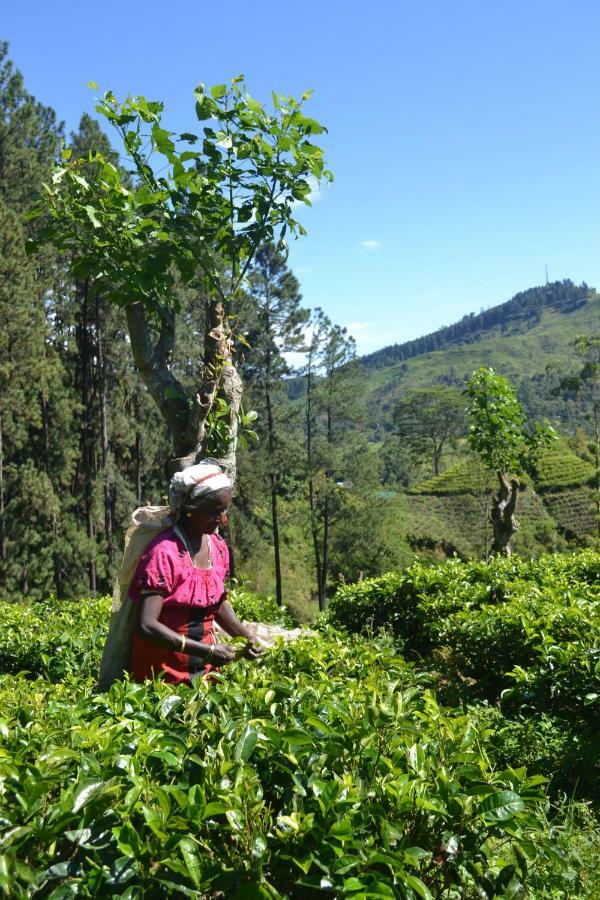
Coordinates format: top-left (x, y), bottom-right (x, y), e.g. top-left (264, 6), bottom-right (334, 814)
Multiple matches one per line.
top-left (346, 322), bottom-right (371, 337)
top-left (360, 239), bottom-right (380, 252)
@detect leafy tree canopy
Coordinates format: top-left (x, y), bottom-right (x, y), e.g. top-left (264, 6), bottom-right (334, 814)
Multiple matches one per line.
top-left (31, 78), bottom-right (332, 321)
top-left (464, 367), bottom-right (556, 474)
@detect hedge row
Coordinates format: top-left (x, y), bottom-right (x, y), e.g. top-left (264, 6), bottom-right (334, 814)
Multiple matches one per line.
top-left (326, 551), bottom-right (600, 719)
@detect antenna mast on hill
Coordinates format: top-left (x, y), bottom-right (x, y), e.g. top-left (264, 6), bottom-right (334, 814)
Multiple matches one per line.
top-left (545, 265), bottom-right (549, 285)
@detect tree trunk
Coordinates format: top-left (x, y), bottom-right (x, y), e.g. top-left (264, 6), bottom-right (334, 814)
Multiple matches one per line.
top-left (96, 296), bottom-right (113, 568)
top-left (593, 386), bottom-right (600, 538)
top-left (264, 339), bottom-right (283, 605)
top-left (78, 279), bottom-right (97, 594)
top-left (321, 493), bottom-right (330, 610)
top-left (269, 473), bottom-right (283, 606)
top-left (135, 399), bottom-right (143, 506)
top-left (305, 343), bottom-right (324, 609)
top-left (125, 296), bottom-right (243, 478)
top-left (41, 392), bottom-right (63, 596)
top-left (433, 441), bottom-right (442, 477)
top-left (490, 471), bottom-right (520, 556)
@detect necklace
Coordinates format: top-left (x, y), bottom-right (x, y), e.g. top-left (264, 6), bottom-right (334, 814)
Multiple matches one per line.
top-left (174, 525), bottom-right (213, 569)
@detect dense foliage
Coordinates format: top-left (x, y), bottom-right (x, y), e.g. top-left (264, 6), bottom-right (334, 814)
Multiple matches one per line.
top-left (327, 551), bottom-right (600, 799)
top-left (1, 577), bottom-right (599, 897)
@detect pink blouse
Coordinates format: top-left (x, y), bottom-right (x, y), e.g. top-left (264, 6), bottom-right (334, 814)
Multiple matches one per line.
top-left (129, 527), bottom-right (229, 608)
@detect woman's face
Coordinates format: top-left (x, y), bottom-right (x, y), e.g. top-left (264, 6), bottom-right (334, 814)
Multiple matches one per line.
top-left (185, 490), bottom-right (232, 533)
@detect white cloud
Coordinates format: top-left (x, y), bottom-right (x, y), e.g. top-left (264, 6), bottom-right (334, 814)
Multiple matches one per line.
top-left (360, 239), bottom-right (380, 252)
top-left (346, 322), bottom-right (371, 337)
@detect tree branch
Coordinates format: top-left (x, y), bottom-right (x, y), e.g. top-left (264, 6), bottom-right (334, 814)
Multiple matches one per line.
top-left (125, 301), bottom-right (191, 457)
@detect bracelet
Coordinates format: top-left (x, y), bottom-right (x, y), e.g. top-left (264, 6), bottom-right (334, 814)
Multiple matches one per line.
top-left (206, 643), bottom-right (214, 662)
top-left (180, 634), bottom-right (186, 653)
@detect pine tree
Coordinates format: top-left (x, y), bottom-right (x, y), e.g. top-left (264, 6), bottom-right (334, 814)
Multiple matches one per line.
top-left (240, 245), bottom-right (308, 604)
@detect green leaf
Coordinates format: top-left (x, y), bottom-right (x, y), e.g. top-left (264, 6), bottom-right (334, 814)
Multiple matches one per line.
top-left (234, 724), bottom-right (258, 762)
top-left (114, 822), bottom-right (141, 857)
top-left (179, 837), bottom-right (201, 887)
top-left (84, 205), bottom-right (102, 229)
top-left (226, 808), bottom-right (245, 831)
top-left (210, 84), bottom-right (227, 99)
top-left (280, 728), bottom-right (313, 745)
top-left (72, 779), bottom-right (106, 813)
top-left (159, 694), bottom-right (184, 719)
top-left (204, 801), bottom-right (228, 817)
top-left (477, 790), bottom-right (525, 821)
top-left (404, 874), bottom-right (433, 899)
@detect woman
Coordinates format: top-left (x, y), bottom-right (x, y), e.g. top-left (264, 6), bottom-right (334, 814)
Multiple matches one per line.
top-left (127, 462), bottom-right (261, 686)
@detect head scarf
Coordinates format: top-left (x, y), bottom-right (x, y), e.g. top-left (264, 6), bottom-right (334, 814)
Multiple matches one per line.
top-left (168, 462), bottom-right (233, 513)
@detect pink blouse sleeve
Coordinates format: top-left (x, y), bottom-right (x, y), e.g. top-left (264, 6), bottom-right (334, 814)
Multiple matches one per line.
top-left (129, 538), bottom-right (178, 603)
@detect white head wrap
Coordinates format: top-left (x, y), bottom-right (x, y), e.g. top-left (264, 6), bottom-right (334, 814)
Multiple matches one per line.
top-left (168, 462), bottom-right (233, 513)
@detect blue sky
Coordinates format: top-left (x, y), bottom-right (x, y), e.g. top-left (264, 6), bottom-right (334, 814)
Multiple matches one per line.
top-left (5, 0), bottom-right (600, 354)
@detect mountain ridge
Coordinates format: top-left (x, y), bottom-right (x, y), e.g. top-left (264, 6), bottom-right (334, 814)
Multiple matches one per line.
top-left (360, 279), bottom-right (593, 370)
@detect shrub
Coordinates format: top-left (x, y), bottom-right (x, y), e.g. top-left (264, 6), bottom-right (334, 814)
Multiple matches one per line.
top-left (0, 632), bottom-right (580, 897)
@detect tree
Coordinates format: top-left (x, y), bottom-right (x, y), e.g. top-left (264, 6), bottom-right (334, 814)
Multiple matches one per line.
top-left (392, 387), bottom-right (466, 476)
top-left (304, 312), bottom-right (361, 609)
top-left (0, 43), bottom-right (85, 598)
top-left (464, 367), bottom-right (556, 556)
top-left (241, 244), bottom-right (308, 604)
top-left (34, 79), bottom-right (331, 477)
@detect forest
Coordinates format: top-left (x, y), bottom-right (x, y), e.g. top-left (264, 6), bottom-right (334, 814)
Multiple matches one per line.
top-left (1, 40), bottom-right (600, 897)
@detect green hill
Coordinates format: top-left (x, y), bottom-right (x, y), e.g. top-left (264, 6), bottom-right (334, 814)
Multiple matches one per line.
top-left (362, 279), bottom-right (592, 370)
top-left (362, 280), bottom-right (600, 430)
top-left (403, 448), bottom-right (597, 556)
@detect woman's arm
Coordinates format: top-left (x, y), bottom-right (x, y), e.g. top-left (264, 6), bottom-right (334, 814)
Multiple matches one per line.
top-left (137, 594), bottom-right (236, 666)
top-left (215, 601), bottom-right (263, 659)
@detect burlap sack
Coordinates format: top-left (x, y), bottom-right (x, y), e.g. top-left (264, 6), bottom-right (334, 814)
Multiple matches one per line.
top-left (97, 506), bottom-right (173, 691)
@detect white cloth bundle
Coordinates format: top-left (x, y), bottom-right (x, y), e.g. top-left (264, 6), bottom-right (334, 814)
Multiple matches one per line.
top-left (169, 463), bottom-right (233, 511)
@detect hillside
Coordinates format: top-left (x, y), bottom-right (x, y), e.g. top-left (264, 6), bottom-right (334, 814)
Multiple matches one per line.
top-left (362, 279), bottom-right (592, 370)
top-left (403, 448), bottom-right (597, 558)
top-left (361, 280), bottom-right (600, 429)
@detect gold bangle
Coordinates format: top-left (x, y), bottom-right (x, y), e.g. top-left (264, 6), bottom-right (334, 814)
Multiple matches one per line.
top-left (206, 643), bottom-right (214, 661)
top-left (180, 634), bottom-right (186, 653)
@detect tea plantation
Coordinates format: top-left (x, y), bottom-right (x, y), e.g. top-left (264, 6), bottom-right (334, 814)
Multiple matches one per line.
top-left (1, 559), bottom-right (599, 898)
top-left (405, 448), bottom-right (598, 557)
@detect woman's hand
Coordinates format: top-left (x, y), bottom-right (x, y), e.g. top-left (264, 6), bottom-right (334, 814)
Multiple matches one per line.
top-left (208, 643), bottom-right (237, 666)
top-left (242, 641), bottom-right (264, 660)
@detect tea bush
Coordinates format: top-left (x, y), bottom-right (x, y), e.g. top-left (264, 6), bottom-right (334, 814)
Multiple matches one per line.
top-left (327, 551), bottom-right (600, 716)
top-left (0, 589), bottom-right (292, 682)
top-left (1, 562), bottom-right (598, 896)
top-left (0, 596), bottom-right (109, 680)
top-left (0, 632), bottom-right (581, 898)
top-left (327, 551), bottom-right (600, 810)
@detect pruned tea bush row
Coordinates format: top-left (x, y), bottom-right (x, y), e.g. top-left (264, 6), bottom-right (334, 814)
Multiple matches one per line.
top-left (0, 589), bottom-right (291, 682)
top-left (0, 633), bottom-right (586, 898)
top-left (327, 551), bottom-right (600, 717)
top-left (1, 564), bottom-right (598, 896)
top-left (327, 551), bottom-right (600, 804)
